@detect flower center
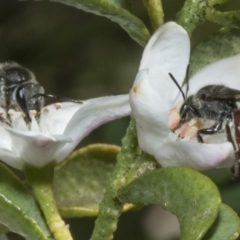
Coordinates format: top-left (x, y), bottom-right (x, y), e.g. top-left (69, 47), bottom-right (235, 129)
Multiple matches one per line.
top-left (168, 101), bottom-right (227, 143)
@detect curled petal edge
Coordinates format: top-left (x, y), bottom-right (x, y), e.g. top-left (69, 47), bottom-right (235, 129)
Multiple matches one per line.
top-left (54, 94), bottom-right (131, 161)
top-left (154, 141), bottom-right (235, 171)
top-left (3, 127), bottom-right (72, 169)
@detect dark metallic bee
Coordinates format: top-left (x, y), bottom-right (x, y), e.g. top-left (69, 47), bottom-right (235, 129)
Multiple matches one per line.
top-left (169, 70), bottom-right (240, 176)
top-left (177, 85), bottom-right (238, 142)
top-left (0, 62), bottom-right (81, 122)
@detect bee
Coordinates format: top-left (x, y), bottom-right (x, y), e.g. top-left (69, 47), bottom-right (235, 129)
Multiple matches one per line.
top-left (0, 62), bottom-right (81, 122)
top-left (169, 70), bottom-right (240, 175)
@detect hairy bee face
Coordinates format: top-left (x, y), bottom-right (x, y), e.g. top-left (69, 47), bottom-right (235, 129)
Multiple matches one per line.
top-left (0, 62), bottom-right (45, 122)
top-left (179, 96), bottom-right (200, 124)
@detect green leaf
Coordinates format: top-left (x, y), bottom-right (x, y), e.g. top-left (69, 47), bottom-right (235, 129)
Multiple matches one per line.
top-left (54, 144), bottom-right (134, 218)
top-left (108, 0), bottom-right (131, 10)
top-left (0, 224), bottom-right (9, 235)
top-left (118, 167), bottom-right (221, 240)
top-left (203, 203), bottom-right (240, 240)
top-left (190, 28), bottom-right (240, 77)
top-left (0, 162), bottom-right (52, 240)
top-left (47, 0), bottom-right (150, 46)
top-left (206, 9), bottom-right (240, 29)
top-left (177, 0), bottom-right (240, 36)
top-left (208, 0), bottom-right (232, 5)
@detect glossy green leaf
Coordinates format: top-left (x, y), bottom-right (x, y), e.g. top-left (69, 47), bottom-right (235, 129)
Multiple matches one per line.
top-left (190, 28), bottom-right (240, 77)
top-left (118, 167), bottom-right (221, 240)
top-left (54, 144), bottom-right (134, 218)
top-left (203, 203), bottom-right (240, 240)
top-left (47, 0), bottom-right (150, 46)
top-left (0, 162), bottom-right (52, 240)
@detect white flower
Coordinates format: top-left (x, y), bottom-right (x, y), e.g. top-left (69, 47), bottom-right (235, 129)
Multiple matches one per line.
top-left (130, 21), bottom-right (240, 171)
top-left (0, 95), bottom-right (130, 169)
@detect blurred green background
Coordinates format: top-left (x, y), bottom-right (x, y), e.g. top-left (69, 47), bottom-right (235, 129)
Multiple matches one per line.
top-left (1, 0), bottom-right (240, 239)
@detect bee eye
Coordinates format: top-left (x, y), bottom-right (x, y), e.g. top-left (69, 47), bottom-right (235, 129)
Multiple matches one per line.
top-left (15, 86), bottom-right (27, 116)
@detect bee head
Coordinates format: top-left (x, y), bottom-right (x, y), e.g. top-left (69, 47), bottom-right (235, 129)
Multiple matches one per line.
top-left (0, 63), bottom-right (35, 87)
top-left (14, 83), bottom-right (45, 121)
top-left (3, 67), bottom-right (31, 84)
top-left (179, 96), bottom-right (200, 124)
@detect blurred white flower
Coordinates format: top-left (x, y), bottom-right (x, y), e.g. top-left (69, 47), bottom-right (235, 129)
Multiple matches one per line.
top-left (0, 95), bottom-right (130, 169)
top-left (130, 21), bottom-right (240, 171)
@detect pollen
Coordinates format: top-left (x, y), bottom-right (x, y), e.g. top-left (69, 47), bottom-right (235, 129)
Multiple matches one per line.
top-left (179, 118), bottom-right (204, 139)
top-left (0, 107), bottom-right (7, 119)
top-left (42, 107), bottom-right (49, 114)
top-left (132, 85), bottom-right (138, 94)
top-left (0, 108), bottom-right (5, 115)
top-left (169, 110), bottom-right (180, 129)
top-left (8, 109), bottom-right (22, 119)
top-left (187, 118), bottom-right (198, 127)
top-left (168, 102), bottom-right (183, 129)
top-left (54, 103), bottom-right (62, 110)
top-left (29, 110), bottom-right (37, 118)
top-left (180, 124), bottom-right (198, 139)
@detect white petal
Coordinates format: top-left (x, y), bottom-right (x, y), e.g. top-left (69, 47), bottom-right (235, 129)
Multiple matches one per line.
top-left (0, 126), bottom-right (13, 151)
top-left (130, 22), bottom-right (190, 155)
top-left (139, 22), bottom-right (190, 104)
top-left (188, 54), bottom-right (240, 95)
top-left (4, 128), bottom-right (71, 168)
top-left (130, 70), bottom-right (169, 154)
top-left (8, 110), bottom-right (28, 131)
top-left (154, 141), bottom-right (234, 171)
top-left (0, 148), bottom-right (21, 169)
top-left (54, 94), bottom-right (130, 161)
top-left (39, 102), bottom-right (82, 135)
top-left (0, 127), bottom-right (21, 169)
top-left (30, 112), bottom-right (41, 132)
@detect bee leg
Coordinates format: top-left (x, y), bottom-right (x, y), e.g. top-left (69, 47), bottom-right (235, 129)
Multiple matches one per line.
top-left (225, 122), bottom-right (239, 177)
top-left (197, 121), bottom-right (223, 143)
top-left (197, 134), bottom-right (204, 143)
top-left (5, 92), bottom-right (12, 123)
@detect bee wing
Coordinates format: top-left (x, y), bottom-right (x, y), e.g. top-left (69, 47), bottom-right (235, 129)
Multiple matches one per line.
top-left (202, 87), bottom-right (240, 101)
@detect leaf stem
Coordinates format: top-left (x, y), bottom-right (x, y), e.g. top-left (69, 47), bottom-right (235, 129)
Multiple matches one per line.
top-left (23, 162), bottom-right (73, 240)
top-left (90, 118), bottom-right (140, 240)
top-left (176, 0), bottom-right (207, 36)
top-left (143, 0), bottom-right (164, 30)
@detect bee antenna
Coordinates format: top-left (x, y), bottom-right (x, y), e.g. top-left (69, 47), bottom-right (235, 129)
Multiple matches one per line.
top-left (185, 64), bottom-right (190, 98)
top-left (168, 73), bottom-right (186, 101)
top-left (31, 93), bottom-right (82, 104)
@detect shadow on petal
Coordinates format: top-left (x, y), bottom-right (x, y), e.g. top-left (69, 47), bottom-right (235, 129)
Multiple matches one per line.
top-left (154, 141), bottom-right (235, 171)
